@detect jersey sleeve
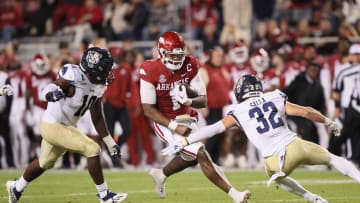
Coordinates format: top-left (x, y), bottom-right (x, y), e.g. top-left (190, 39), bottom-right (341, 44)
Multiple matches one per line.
top-left (139, 61), bottom-right (154, 84)
top-left (58, 64), bottom-right (75, 84)
top-left (275, 89), bottom-right (287, 105)
top-left (190, 72), bottom-right (207, 96)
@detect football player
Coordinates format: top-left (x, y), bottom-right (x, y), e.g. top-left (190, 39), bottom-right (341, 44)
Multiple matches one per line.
top-left (163, 75), bottom-right (360, 203)
top-left (6, 47), bottom-right (127, 203)
top-left (25, 53), bottom-right (57, 159)
top-left (140, 31), bottom-right (250, 203)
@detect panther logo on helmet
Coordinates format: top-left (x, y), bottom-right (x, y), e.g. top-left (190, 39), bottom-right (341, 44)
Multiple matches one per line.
top-left (157, 31), bottom-right (186, 71)
top-left (86, 50), bottom-right (102, 68)
top-left (234, 75), bottom-right (263, 103)
top-left (80, 47), bottom-right (113, 85)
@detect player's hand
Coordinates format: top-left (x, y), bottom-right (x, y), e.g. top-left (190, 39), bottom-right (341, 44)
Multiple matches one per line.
top-left (175, 124), bottom-right (192, 136)
top-left (173, 84), bottom-right (192, 106)
top-left (161, 138), bottom-right (188, 156)
top-left (102, 135), bottom-right (121, 161)
top-left (325, 118), bottom-right (341, 136)
top-left (0, 84), bottom-right (14, 96)
top-left (45, 87), bottom-right (65, 102)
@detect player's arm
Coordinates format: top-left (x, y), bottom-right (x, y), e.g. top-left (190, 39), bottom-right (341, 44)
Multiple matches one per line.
top-left (186, 115), bottom-right (236, 144)
top-left (188, 73), bottom-right (207, 109)
top-left (89, 98), bottom-right (121, 159)
top-left (140, 79), bottom-right (192, 136)
top-left (41, 66), bottom-right (75, 102)
top-left (89, 98), bottom-right (109, 139)
top-left (162, 115), bottom-right (237, 156)
top-left (285, 101), bottom-right (341, 136)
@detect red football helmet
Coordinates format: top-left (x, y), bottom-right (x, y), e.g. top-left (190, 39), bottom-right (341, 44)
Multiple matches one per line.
top-left (229, 42), bottom-right (249, 64)
top-left (31, 53), bottom-right (50, 76)
top-left (250, 48), bottom-right (270, 73)
top-left (157, 31), bottom-right (186, 71)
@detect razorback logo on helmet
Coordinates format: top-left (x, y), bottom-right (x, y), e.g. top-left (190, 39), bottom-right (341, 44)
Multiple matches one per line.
top-left (86, 50), bottom-right (102, 68)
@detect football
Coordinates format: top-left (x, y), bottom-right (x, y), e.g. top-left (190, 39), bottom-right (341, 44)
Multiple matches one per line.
top-left (179, 83), bottom-right (198, 98)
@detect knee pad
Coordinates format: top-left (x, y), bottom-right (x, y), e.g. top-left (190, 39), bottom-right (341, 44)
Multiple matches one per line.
top-left (83, 141), bottom-right (101, 157)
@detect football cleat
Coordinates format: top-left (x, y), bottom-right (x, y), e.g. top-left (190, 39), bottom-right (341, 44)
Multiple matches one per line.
top-left (149, 168), bottom-right (166, 198)
top-left (309, 195), bottom-right (328, 203)
top-left (233, 190), bottom-right (251, 203)
top-left (6, 180), bottom-right (22, 203)
top-left (97, 190), bottom-right (128, 203)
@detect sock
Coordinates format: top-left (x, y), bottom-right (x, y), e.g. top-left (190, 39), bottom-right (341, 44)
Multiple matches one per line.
top-left (15, 176), bottom-right (29, 192)
top-left (228, 187), bottom-right (238, 199)
top-left (275, 177), bottom-right (311, 199)
top-left (158, 169), bottom-right (167, 182)
top-left (96, 182), bottom-right (108, 199)
top-left (329, 154), bottom-right (360, 182)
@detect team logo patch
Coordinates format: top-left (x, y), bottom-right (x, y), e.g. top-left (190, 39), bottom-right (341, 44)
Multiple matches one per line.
top-left (159, 74), bottom-right (167, 83)
top-left (86, 51), bottom-right (102, 68)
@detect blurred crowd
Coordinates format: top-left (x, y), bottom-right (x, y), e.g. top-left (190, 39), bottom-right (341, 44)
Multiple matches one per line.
top-left (1, 0), bottom-right (360, 170)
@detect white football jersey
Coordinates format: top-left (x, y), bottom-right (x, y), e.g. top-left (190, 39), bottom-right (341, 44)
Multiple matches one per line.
top-left (226, 89), bottom-right (296, 157)
top-left (42, 64), bottom-right (106, 126)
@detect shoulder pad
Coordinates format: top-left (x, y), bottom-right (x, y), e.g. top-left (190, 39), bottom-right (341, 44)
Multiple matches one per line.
top-left (58, 64), bottom-right (75, 83)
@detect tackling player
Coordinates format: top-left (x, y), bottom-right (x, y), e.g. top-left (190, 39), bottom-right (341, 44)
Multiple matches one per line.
top-left (163, 74), bottom-right (360, 203)
top-left (6, 47), bottom-right (127, 203)
top-left (140, 31), bottom-right (250, 203)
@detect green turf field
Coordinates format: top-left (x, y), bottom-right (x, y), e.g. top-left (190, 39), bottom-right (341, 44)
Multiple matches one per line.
top-left (1, 168), bottom-right (359, 203)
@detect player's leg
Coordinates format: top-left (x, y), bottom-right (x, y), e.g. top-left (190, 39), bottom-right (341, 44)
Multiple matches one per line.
top-left (41, 121), bottom-right (127, 202)
top-left (197, 146), bottom-right (251, 203)
top-left (150, 122), bottom-right (202, 198)
top-left (149, 156), bottom-right (197, 198)
top-left (265, 138), bottom-right (328, 202)
top-left (275, 177), bottom-right (328, 203)
top-left (6, 136), bottom-right (65, 203)
top-left (297, 138), bottom-right (360, 182)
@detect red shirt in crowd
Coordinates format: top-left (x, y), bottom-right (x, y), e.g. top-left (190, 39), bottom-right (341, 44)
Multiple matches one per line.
top-left (103, 64), bottom-right (132, 108)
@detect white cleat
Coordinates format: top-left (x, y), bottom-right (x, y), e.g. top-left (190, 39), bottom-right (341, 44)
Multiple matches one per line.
top-left (149, 168), bottom-right (166, 198)
top-left (6, 180), bottom-right (22, 203)
top-left (97, 190), bottom-right (128, 203)
top-left (233, 190), bottom-right (251, 203)
top-left (309, 195), bottom-right (328, 203)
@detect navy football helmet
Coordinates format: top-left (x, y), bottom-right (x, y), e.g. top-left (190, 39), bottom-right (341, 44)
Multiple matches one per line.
top-left (80, 47), bottom-right (114, 85)
top-left (234, 75), bottom-right (263, 102)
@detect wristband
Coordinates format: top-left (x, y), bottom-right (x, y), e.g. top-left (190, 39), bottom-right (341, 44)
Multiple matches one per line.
top-left (183, 98), bottom-right (192, 106)
top-left (168, 121), bottom-right (178, 131)
top-left (324, 118), bottom-right (332, 126)
top-left (102, 135), bottom-right (116, 146)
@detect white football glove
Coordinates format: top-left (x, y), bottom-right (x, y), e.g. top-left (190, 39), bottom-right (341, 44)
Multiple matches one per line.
top-left (173, 84), bottom-right (192, 106)
top-left (161, 138), bottom-right (189, 156)
top-left (325, 118), bottom-right (341, 136)
top-left (0, 84), bottom-right (14, 96)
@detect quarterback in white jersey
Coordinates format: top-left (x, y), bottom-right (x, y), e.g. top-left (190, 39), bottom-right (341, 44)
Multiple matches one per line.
top-left (6, 47), bottom-right (127, 203)
top-left (163, 75), bottom-right (360, 203)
